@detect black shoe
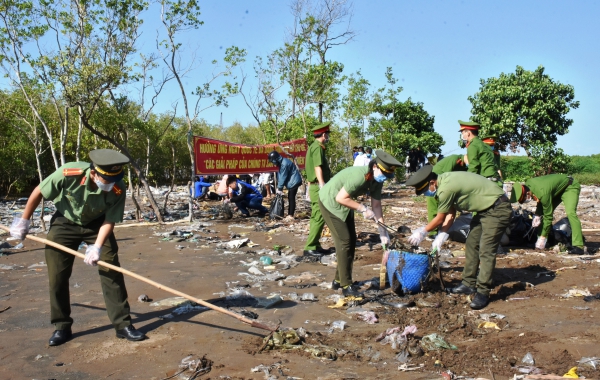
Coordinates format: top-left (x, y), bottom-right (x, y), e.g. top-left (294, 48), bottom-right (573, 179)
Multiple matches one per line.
top-left (303, 250), bottom-right (324, 257)
top-left (449, 283), bottom-right (476, 295)
top-left (49, 328), bottom-right (72, 346)
top-left (316, 247), bottom-right (335, 255)
top-left (568, 246), bottom-right (585, 255)
top-left (331, 280), bottom-right (341, 290)
top-left (469, 292), bottom-right (489, 310)
top-left (342, 285), bottom-right (363, 297)
top-left (116, 325), bottom-right (147, 341)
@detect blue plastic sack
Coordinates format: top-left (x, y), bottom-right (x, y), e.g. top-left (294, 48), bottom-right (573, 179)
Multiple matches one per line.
top-left (386, 251), bottom-right (430, 293)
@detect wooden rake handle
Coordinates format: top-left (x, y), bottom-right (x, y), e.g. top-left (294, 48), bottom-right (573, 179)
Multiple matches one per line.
top-left (0, 224), bottom-right (275, 332)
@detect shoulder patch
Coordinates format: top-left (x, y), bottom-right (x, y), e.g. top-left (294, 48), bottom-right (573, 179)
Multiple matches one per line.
top-left (63, 168), bottom-right (84, 176)
top-left (112, 184), bottom-right (123, 196)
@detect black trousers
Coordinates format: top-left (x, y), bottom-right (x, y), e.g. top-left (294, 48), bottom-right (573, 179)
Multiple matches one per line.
top-left (45, 213), bottom-right (132, 331)
top-left (288, 185), bottom-right (300, 216)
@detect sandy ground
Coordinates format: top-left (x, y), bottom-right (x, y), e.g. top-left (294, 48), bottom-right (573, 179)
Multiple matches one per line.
top-left (1, 187), bottom-right (600, 380)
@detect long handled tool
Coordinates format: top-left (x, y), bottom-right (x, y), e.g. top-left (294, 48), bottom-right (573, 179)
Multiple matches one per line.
top-left (375, 220), bottom-right (397, 290)
top-left (0, 225), bottom-right (275, 333)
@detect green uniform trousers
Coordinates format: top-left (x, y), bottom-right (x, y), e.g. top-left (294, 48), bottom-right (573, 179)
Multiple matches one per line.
top-left (304, 184), bottom-right (326, 250)
top-left (551, 182), bottom-right (584, 247)
top-left (319, 200), bottom-right (356, 287)
top-left (46, 214), bottom-right (132, 331)
top-left (427, 196), bottom-right (439, 237)
top-left (463, 199), bottom-right (512, 296)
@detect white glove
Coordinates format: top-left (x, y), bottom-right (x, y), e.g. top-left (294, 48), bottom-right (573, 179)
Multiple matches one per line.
top-left (319, 183), bottom-right (324, 189)
top-left (359, 205), bottom-right (375, 220)
top-left (276, 189), bottom-right (284, 196)
top-left (84, 244), bottom-right (101, 266)
top-left (223, 198), bottom-right (230, 204)
top-left (305, 186), bottom-right (310, 201)
top-left (378, 225), bottom-right (390, 246)
top-left (10, 217), bottom-right (31, 240)
top-left (532, 215), bottom-right (541, 227)
top-left (432, 232), bottom-right (449, 253)
top-left (408, 226), bottom-right (428, 246)
top-left (535, 236), bottom-right (547, 250)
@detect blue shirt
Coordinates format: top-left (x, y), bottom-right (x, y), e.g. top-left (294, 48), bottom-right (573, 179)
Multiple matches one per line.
top-left (277, 158), bottom-right (302, 190)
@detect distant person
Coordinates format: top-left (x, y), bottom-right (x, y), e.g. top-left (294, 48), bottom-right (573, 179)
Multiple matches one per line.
top-left (510, 174), bottom-right (585, 254)
top-left (304, 122), bottom-right (335, 257)
top-left (352, 146), bottom-right (360, 160)
top-left (259, 172), bottom-right (273, 199)
top-left (10, 149), bottom-right (146, 346)
top-left (225, 176), bottom-right (268, 217)
top-left (193, 176), bottom-right (211, 199)
top-left (215, 174), bottom-right (232, 201)
top-left (481, 135), bottom-right (502, 180)
top-left (268, 151), bottom-right (302, 217)
top-left (458, 120), bottom-right (501, 185)
top-left (353, 147), bottom-right (371, 166)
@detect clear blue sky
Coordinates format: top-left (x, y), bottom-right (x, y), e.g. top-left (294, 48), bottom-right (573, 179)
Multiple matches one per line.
top-left (145, 0), bottom-right (600, 156)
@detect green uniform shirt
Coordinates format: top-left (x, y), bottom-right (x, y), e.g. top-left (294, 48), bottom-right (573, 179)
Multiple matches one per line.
top-left (466, 137), bottom-right (499, 178)
top-left (436, 172), bottom-right (504, 214)
top-left (305, 140), bottom-right (330, 183)
top-left (525, 174), bottom-right (573, 238)
top-left (432, 154), bottom-right (468, 175)
top-left (319, 166), bottom-right (383, 220)
top-left (40, 162), bottom-right (127, 226)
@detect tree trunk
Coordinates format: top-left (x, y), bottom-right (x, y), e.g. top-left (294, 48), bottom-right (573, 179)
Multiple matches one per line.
top-left (34, 148), bottom-right (47, 231)
top-left (162, 145), bottom-right (177, 214)
top-left (75, 107), bottom-right (84, 161)
top-left (60, 106), bottom-right (68, 166)
top-left (79, 115), bottom-right (164, 223)
top-left (145, 137), bottom-right (150, 177)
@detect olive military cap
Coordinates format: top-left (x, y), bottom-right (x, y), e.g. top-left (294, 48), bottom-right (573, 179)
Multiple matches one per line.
top-left (458, 120), bottom-right (481, 132)
top-left (89, 149), bottom-right (129, 182)
top-left (481, 135), bottom-right (497, 146)
top-left (312, 121), bottom-right (331, 136)
top-left (373, 149), bottom-right (402, 173)
top-left (405, 165), bottom-right (434, 195)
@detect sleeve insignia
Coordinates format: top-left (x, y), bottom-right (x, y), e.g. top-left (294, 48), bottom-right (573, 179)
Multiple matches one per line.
top-left (63, 168), bottom-right (84, 176)
top-left (112, 184), bottom-right (123, 196)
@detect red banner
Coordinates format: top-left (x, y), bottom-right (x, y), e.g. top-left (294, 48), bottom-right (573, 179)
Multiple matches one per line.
top-left (194, 136), bottom-right (308, 175)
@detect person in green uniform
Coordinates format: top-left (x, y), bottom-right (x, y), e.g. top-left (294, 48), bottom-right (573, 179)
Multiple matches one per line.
top-left (10, 149), bottom-right (146, 346)
top-left (426, 154), bottom-right (468, 237)
top-left (481, 135), bottom-right (502, 180)
top-left (319, 150), bottom-right (402, 297)
top-left (510, 174), bottom-right (585, 254)
top-left (303, 122), bottom-right (335, 257)
top-left (458, 120), bottom-right (501, 184)
top-left (405, 166), bottom-right (511, 310)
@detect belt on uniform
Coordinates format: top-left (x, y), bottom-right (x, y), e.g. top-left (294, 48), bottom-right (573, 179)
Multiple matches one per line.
top-left (492, 194), bottom-right (509, 207)
top-left (487, 176), bottom-right (502, 182)
top-left (567, 176), bottom-right (574, 186)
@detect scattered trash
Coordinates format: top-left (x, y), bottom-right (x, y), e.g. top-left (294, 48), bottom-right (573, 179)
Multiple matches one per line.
top-left (420, 333), bottom-right (457, 351)
top-left (138, 294), bottom-right (151, 302)
top-left (478, 321), bottom-right (501, 330)
top-left (176, 355), bottom-right (213, 379)
top-left (563, 367), bottom-right (579, 378)
top-left (300, 293), bottom-right (317, 302)
top-left (150, 296), bottom-right (190, 307)
top-left (562, 288), bottom-right (592, 298)
top-left (522, 352), bottom-right (535, 365)
top-left (159, 301), bottom-right (209, 319)
top-left (328, 320), bottom-right (347, 332)
top-left (28, 262), bottom-right (46, 268)
top-left (255, 295), bottom-right (283, 309)
top-left (328, 295), bottom-right (363, 309)
top-left (579, 357), bottom-right (600, 370)
top-left (259, 256), bottom-right (273, 265)
top-left (583, 292), bottom-right (600, 302)
top-left (218, 238), bottom-right (249, 249)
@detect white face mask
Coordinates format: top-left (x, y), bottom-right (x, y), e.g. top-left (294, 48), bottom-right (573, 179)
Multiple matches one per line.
top-left (94, 177), bottom-right (115, 192)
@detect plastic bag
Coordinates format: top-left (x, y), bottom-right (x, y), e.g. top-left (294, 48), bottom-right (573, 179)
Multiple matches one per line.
top-left (269, 194), bottom-right (284, 218)
top-left (420, 333), bottom-right (457, 351)
top-left (522, 352), bottom-right (535, 365)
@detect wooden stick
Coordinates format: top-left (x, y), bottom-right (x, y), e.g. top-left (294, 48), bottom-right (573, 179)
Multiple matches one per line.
top-left (582, 228), bottom-right (600, 232)
top-left (0, 225), bottom-right (274, 332)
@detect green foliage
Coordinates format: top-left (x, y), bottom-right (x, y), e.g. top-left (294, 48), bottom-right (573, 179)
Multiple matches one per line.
top-left (500, 156), bottom-right (533, 182)
top-left (573, 172), bottom-right (600, 186)
top-left (469, 65), bottom-right (579, 171)
top-left (529, 144), bottom-right (572, 176)
top-left (367, 68), bottom-right (443, 162)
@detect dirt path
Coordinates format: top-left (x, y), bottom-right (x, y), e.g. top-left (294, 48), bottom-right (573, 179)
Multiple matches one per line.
top-left (1, 189), bottom-right (599, 379)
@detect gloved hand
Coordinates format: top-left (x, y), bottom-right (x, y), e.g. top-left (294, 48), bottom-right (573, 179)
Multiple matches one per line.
top-left (276, 189), bottom-right (284, 196)
top-left (432, 232), bottom-right (449, 253)
top-left (408, 226), bottom-right (428, 246)
top-left (84, 244), bottom-right (101, 266)
top-left (305, 186), bottom-right (310, 201)
top-left (319, 183), bottom-right (324, 189)
top-left (535, 236), bottom-right (547, 250)
top-left (10, 217), bottom-right (31, 240)
top-left (359, 205), bottom-right (375, 220)
top-left (532, 215), bottom-right (541, 227)
top-left (223, 198), bottom-right (230, 204)
top-left (378, 225), bottom-right (390, 246)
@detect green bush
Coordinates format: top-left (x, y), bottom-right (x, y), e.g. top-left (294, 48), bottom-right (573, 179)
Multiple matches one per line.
top-left (501, 156), bottom-right (534, 182)
top-left (573, 173), bottom-right (600, 186)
